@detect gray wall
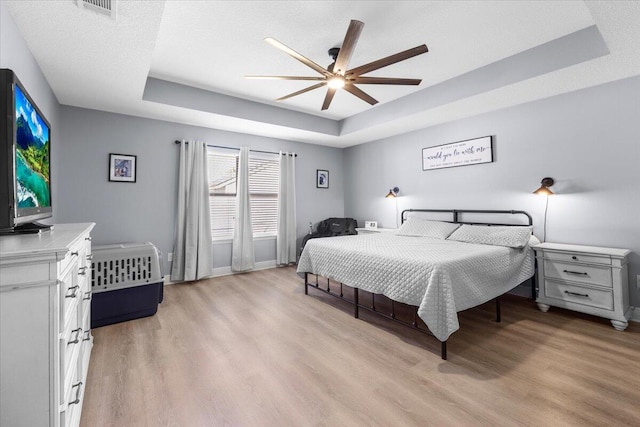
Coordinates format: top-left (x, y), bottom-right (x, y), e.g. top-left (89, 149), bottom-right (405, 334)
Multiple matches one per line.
top-left (4, 0), bottom-right (639, 308)
top-left (344, 75), bottom-right (640, 306)
top-left (0, 2), bottom-right (61, 223)
top-left (57, 106), bottom-right (344, 273)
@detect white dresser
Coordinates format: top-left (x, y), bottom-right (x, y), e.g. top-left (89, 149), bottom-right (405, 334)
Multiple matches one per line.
top-left (533, 242), bottom-right (632, 331)
top-left (0, 223), bottom-right (95, 427)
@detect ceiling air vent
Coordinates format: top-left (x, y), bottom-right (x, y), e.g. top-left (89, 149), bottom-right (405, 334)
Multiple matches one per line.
top-left (76, 0), bottom-right (117, 19)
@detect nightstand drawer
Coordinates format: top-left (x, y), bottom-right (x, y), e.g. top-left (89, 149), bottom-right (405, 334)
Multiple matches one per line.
top-left (544, 251), bottom-right (611, 265)
top-left (545, 280), bottom-right (613, 311)
top-left (543, 259), bottom-right (612, 287)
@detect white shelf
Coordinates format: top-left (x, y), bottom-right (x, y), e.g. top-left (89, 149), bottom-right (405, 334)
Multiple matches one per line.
top-left (355, 227), bottom-right (397, 234)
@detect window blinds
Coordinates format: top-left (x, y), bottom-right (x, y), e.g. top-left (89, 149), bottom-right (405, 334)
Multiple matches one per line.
top-left (208, 148), bottom-right (279, 240)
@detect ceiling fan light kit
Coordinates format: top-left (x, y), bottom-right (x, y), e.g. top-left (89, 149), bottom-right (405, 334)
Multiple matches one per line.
top-left (246, 20), bottom-right (428, 111)
top-left (327, 76), bottom-right (346, 89)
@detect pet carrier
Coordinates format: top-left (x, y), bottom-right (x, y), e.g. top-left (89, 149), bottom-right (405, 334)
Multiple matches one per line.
top-left (91, 242), bottom-right (164, 328)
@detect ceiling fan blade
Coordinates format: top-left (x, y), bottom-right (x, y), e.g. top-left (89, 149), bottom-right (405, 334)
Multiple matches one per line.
top-left (351, 77), bottom-right (422, 85)
top-left (276, 82), bottom-right (326, 102)
top-left (332, 20), bottom-right (364, 76)
top-left (346, 45), bottom-right (428, 77)
top-left (321, 87), bottom-right (337, 111)
top-left (265, 38), bottom-right (330, 77)
top-left (245, 75), bottom-right (326, 81)
top-left (343, 84), bottom-right (378, 106)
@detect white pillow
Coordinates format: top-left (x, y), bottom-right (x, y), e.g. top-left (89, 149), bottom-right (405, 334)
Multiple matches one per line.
top-left (446, 224), bottom-right (533, 248)
top-left (397, 219), bottom-right (461, 239)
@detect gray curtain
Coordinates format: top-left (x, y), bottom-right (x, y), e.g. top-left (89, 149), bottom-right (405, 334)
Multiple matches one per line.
top-left (231, 147), bottom-right (255, 271)
top-left (277, 151), bottom-right (297, 264)
top-left (171, 140), bottom-right (213, 282)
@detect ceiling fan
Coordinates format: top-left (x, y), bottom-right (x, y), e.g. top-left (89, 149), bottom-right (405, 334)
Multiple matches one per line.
top-left (245, 20), bottom-right (428, 111)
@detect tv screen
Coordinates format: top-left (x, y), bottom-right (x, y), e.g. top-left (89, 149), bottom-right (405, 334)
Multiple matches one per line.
top-left (14, 83), bottom-right (51, 211)
top-left (0, 68), bottom-right (52, 233)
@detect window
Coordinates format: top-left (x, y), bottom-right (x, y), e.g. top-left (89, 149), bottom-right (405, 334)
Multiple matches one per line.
top-left (208, 148), bottom-right (279, 240)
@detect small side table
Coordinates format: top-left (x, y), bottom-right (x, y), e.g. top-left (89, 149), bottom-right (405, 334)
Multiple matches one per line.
top-left (532, 242), bottom-right (632, 331)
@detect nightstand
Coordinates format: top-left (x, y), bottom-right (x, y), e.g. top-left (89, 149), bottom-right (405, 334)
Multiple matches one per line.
top-left (533, 242), bottom-right (632, 331)
top-left (355, 227), bottom-right (397, 234)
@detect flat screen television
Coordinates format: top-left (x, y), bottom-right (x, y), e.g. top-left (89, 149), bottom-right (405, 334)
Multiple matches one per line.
top-left (0, 68), bottom-right (53, 234)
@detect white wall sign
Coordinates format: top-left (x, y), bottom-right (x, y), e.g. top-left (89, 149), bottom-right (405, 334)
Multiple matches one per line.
top-left (422, 136), bottom-right (493, 171)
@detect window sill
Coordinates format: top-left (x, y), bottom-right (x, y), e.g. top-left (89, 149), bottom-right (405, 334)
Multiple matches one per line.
top-left (212, 235), bottom-right (277, 245)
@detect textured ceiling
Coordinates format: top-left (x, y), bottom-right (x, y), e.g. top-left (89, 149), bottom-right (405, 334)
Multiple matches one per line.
top-left (5, 1), bottom-right (640, 147)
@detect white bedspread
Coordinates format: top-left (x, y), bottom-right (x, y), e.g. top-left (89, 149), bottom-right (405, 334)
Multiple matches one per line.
top-left (297, 233), bottom-right (537, 341)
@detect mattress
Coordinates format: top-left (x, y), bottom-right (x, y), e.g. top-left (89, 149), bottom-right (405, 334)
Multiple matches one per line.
top-left (297, 233), bottom-right (537, 341)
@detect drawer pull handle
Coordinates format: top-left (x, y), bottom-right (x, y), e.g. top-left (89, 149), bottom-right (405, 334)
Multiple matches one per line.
top-left (563, 270), bottom-right (588, 276)
top-left (83, 291), bottom-right (92, 301)
top-left (68, 328), bottom-right (82, 345)
top-left (65, 286), bottom-right (79, 298)
top-left (564, 290), bottom-right (589, 298)
top-left (85, 236), bottom-right (92, 241)
top-left (70, 251), bottom-right (79, 256)
top-left (572, 256), bottom-right (578, 260)
top-left (86, 254), bottom-right (93, 261)
top-left (69, 382), bottom-right (83, 406)
top-left (78, 268), bottom-right (87, 276)
top-left (83, 330), bottom-right (91, 341)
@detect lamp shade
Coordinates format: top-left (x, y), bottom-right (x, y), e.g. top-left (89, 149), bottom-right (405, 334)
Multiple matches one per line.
top-left (385, 186), bottom-right (400, 198)
top-left (533, 177), bottom-right (555, 195)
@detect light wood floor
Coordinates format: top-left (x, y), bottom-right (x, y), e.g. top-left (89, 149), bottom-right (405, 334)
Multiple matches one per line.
top-left (81, 266), bottom-right (640, 427)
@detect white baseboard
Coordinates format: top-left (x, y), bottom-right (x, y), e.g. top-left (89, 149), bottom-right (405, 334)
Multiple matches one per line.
top-left (164, 260), bottom-right (278, 285)
top-left (160, 270), bottom-right (640, 325)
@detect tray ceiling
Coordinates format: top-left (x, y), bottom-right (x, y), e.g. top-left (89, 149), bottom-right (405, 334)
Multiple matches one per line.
top-left (5, 1), bottom-right (640, 147)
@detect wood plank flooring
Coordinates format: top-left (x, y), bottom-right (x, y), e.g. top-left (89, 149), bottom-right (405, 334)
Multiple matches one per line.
top-left (80, 266), bottom-right (640, 427)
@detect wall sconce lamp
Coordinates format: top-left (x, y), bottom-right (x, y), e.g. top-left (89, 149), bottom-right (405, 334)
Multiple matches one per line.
top-left (533, 177), bottom-right (555, 196)
top-left (533, 177), bottom-right (555, 242)
top-left (385, 186), bottom-right (400, 227)
top-left (385, 187), bottom-right (400, 198)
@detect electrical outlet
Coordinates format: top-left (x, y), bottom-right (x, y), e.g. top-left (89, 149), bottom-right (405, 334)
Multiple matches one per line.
top-left (168, 252), bottom-right (173, 262)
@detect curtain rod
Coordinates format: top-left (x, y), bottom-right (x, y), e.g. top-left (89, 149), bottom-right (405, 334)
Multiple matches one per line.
top-left (174, 140), bottom-right (297, 157)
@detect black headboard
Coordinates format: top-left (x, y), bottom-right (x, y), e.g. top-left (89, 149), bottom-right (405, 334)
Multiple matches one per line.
top-left (401, 209), bottom-right (532, 227)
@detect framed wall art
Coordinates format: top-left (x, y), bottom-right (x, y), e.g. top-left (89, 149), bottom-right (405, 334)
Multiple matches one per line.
top-left (316, 169), bottom-right (329, 188)
top-left (109, 153), bottom-right (137, 183)
top-left (422, 136), bottom-right (493, 171)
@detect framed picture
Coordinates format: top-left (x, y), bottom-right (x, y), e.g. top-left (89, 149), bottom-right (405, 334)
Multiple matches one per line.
top-left (109, 153), bottom-right (137, 183)
top-left (316, 169), bottom-right (329, 188)
top-left (422, 135), bottom-right (493, 171)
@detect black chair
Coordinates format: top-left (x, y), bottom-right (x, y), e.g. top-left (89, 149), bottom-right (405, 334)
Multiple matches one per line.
top-left (301, 217), bottom-right (358, 251)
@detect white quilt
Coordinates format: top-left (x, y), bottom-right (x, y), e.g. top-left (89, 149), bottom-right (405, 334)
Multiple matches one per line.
top-left (297, 233), bottom-right (537, 341)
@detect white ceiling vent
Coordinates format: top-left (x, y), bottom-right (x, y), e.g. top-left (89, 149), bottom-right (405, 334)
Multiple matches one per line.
top-left (76, 0), bottom-right (117, 19)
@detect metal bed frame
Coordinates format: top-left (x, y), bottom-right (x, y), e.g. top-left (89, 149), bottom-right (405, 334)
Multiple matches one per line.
top-left (303, 208), bottom-right (534, 360)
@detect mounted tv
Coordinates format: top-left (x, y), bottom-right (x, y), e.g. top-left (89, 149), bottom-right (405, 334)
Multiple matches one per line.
top-left (0, 69), bottom-right (53, 234)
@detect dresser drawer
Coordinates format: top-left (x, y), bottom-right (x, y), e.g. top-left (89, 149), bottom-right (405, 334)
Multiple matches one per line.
top-left (543, 259), bottom-right (612, 287)
top-left (77, 241), bottom-right (91, 275)
top-left (60, 249), bottom-right (79, 279)
top-left (60, 265), bottom-right (80, 331)
top-left (62, 310), bottom-right (82, 383)
top-left (61, 370), bottom-right (83, 427)
top-left (80, 285), bottom-right (92, 329)
top-left (543, 250), bottom-right (611, 265)
top-left (544, 279), bottom-right (613, 311)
